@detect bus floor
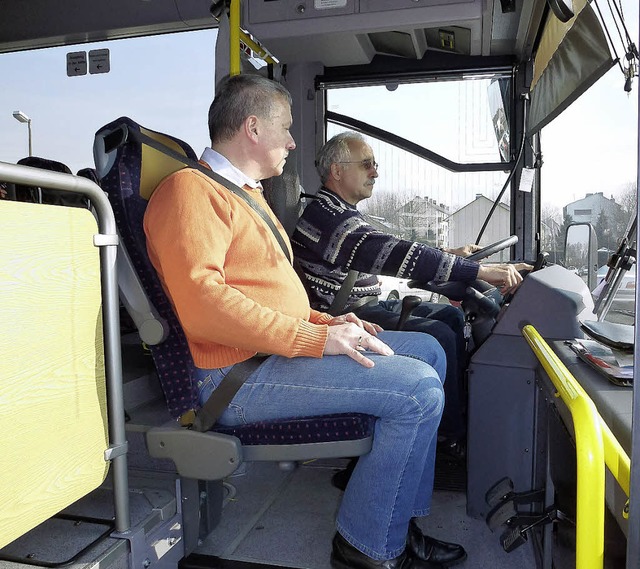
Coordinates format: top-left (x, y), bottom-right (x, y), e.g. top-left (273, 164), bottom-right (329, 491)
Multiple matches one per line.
top-left (0, 460), bottom-right (536, 569)
top-left (197, 458), bottom-right (537, 569)
top-left (0, 470), bottom-right (179, 569)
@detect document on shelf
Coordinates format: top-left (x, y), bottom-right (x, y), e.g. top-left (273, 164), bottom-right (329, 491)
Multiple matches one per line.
top-left (566, 339), bottom-right (633, 387)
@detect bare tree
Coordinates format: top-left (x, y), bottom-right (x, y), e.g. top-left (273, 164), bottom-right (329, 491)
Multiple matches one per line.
top-left (540, 203), bottom-right (563, 260)
top-left (613, 182), bottom-right (637, 237)
top-left (360, 189), bottom-right (410, 231)
top-left (615, 182), bottom-right (637, 216)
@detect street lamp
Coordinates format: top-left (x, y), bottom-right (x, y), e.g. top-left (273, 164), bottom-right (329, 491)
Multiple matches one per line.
top-left (12, 110), bottom-right (32, 157)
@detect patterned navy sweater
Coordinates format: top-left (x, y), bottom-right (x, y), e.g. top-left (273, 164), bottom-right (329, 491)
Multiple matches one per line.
top-left (291, 188), bottom-right (480, 311)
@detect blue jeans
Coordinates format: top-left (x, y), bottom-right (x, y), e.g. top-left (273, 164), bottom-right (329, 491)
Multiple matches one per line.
top-left (196, 330), bottom-right (445, 560)
top-left (355, 299), bottom-right (467, 439)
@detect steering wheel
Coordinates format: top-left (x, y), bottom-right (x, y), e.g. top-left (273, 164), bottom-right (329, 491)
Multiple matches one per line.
top-left (466, 235), bottom-right (519, 262)
top-left (407, 234), bottom-right (520, 313)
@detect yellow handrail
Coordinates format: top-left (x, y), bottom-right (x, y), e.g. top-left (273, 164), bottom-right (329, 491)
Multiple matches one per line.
top-left (601, 416), bottom-right (631, 498)
top-left (522, 325), bottom-right (605, 569)
top-left (229, 0), bottom-right (241, 76)
top-left (226, 0), bottom-right (277, 75)
top-left (239, 31), bottom-right (277, 66)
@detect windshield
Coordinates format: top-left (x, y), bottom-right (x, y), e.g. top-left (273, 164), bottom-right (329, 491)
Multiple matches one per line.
top-left (326, 76), bottom-right (513, 255)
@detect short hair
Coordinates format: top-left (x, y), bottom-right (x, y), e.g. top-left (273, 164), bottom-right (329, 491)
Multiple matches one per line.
top-left (208, 74), bottom-right (293, 144)
top-left (316, 132), bottom-right (366, 184)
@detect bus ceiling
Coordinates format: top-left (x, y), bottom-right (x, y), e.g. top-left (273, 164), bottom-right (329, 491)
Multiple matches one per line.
top-left (0, 0), bottom-right (216, 54)
top-left (2, 0), bottom-right (544, 63)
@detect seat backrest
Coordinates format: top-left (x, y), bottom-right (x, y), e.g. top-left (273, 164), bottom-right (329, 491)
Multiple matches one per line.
top-left (94, 117), bottom-right (201, 418)
top-left (15, 156), bottom-right (89, 208)
top-left (262, 148), bottom-right (305, 237)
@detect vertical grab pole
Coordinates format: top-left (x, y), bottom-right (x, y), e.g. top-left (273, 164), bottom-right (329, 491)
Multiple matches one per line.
top-left (230, 0), bottom-right (241, 76)
top-left (626, 34), bottom-right (640, 567)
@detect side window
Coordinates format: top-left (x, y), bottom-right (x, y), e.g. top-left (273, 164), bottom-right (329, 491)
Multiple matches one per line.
top-left (0, 30), bottom-right (216, 174)
top-left (540, 67), bottom-right (638, 322)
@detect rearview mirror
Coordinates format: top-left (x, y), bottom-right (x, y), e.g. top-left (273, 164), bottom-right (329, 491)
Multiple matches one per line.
top-left (565, 223), bottom-right (598, 290)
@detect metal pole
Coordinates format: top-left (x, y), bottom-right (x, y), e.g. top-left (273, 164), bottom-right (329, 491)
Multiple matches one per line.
top-left (626, 43), bottom-right (640, 567)
top-left (230, 0), bottom-right (240, 76)
top-left (27, 119), bottom-right (32, 156)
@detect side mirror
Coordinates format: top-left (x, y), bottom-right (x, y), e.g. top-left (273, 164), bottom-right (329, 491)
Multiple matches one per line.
top-left (565, 223), bottom-right (598, 290)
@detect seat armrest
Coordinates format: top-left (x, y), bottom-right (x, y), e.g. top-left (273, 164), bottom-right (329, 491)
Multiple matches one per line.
top-left (146, 421), bottom-right (243, 480)
top-left (117, 241), bottom-right (168, 345)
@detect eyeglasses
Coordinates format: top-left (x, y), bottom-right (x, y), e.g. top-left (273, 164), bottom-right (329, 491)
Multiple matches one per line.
top-left (337, 159), bottom-right (379, 171)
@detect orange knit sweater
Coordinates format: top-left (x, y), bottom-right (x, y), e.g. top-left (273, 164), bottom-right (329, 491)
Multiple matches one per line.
top-left (144, 167), bottom-right (331, 369)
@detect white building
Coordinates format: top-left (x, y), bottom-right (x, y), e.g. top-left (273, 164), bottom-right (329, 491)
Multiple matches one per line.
top-left (397, 196), bottom-right (450, 248)
top-left (448, 194), bottom-right (511, 262)
top-left (563, 192), bottom-right (621, 225)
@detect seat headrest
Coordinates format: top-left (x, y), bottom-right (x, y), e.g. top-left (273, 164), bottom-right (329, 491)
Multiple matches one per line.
top-left (262, 148), bottom-right (304, 237)
top-left (94, 116), bottom-right (198, 201)
top-left (77, 168), bottom-right (100, 185)
top-left (17, 156), bottom-right (72, 174)
top-left (15, 156), bottom-right (88, 208)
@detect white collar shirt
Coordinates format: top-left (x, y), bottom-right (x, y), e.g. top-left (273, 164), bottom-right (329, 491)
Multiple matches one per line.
top-left (200, 147), bottom-right (262, 191)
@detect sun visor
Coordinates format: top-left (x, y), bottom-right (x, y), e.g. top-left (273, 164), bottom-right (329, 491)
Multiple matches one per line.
top-left (528, 0), bottom-right (615, 135)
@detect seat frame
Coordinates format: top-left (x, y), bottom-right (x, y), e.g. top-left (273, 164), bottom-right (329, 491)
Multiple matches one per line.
top-left (93, 117), bottom-right (374, 481)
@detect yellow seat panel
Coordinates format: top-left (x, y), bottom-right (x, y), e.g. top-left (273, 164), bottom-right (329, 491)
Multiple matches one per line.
top-left (0, 201), bottom-right (109, 549)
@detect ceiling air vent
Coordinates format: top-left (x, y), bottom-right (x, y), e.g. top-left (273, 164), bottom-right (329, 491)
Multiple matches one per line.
top-left (367, 29), bottom-right (427, 59)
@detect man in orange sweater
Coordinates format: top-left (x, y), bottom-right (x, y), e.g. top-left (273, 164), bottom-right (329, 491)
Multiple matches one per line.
top-left (144, 74), bottom-right (468, 569)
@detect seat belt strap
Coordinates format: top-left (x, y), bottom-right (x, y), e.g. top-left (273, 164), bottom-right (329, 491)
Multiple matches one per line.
top-left (297, 192), bottom-right (359, 317)
top-left (196, 166), bottom-right (292, 264)
top-left (328, 269), bottom-right (359, 316)
top-left (126, 127), bottom-right (292, 264)
top-left (184, 356), bottom-right (268, 432)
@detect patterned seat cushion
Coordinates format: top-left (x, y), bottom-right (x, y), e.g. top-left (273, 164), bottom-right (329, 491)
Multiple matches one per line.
top-left (214, 413), bottom-right (375, 445)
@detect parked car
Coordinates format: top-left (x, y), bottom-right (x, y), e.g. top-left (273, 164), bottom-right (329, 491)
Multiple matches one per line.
top-left (377, 275), bottom-right (438, 303)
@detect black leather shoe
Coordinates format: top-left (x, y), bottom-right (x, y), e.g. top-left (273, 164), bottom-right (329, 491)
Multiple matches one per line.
top-left (331, 532), bottom-right (442, 569)
top-left (407, 519), bottom-right (467, 567)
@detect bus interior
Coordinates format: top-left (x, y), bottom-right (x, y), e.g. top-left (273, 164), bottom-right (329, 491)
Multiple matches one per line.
top-left (1, 1), bottom-right (639, 569)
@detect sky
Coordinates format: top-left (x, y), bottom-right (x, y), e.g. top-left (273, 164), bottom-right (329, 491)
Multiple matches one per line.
top-left (0, 2), bottom-right (638, 214)
top-left (0, 30), bottom-right (217, 174)
top-left (531, 0), bottom-right (639, 210)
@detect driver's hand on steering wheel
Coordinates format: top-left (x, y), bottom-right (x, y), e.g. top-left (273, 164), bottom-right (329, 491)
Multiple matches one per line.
top-left (477, 263), bottom-right (532, 295)
top-left (512, 262), bottom-right (534, 275)
top-left (445, 244), bottom-right (483, 257)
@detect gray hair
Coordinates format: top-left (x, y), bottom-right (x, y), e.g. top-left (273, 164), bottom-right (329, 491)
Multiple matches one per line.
top-left (316, 132), bottom-right (366, 184)
top-left (208, 74), bottom-right (293, 144)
